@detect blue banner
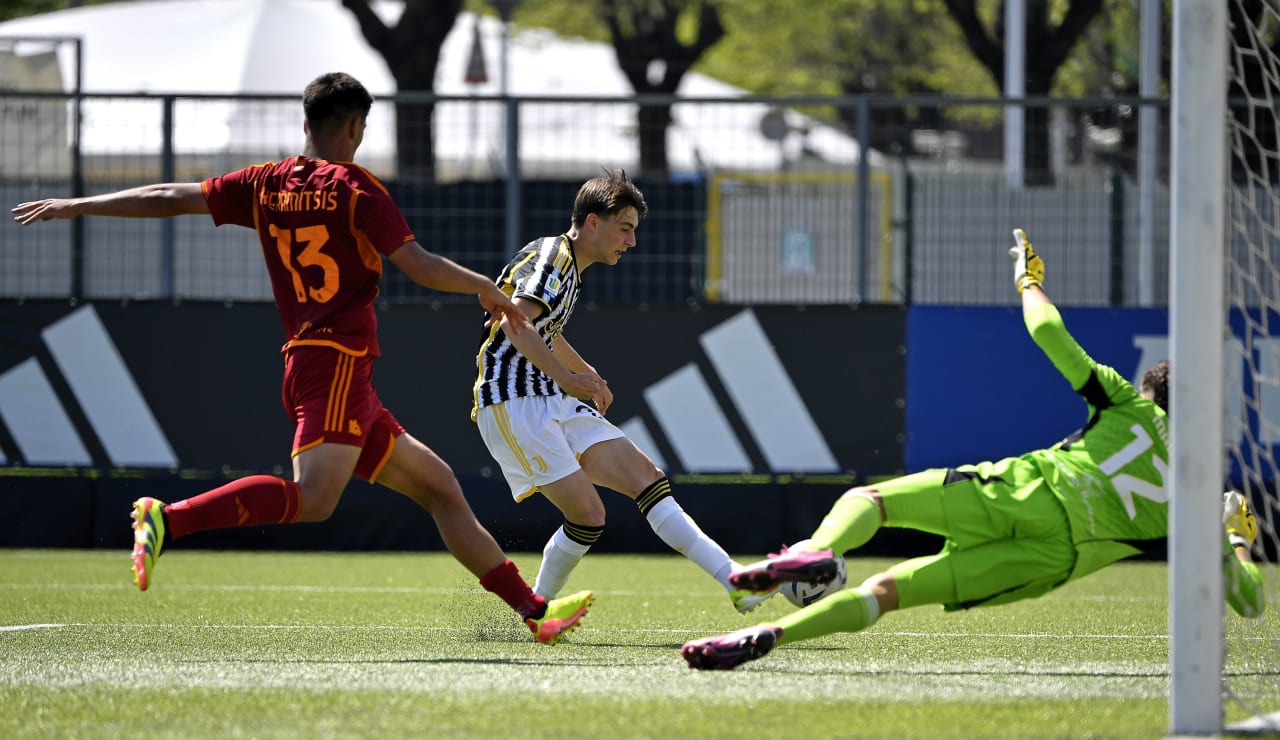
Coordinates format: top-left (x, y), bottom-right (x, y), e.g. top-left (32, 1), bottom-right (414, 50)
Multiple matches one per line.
top-left (905, 305), bottom-right (1168, 472)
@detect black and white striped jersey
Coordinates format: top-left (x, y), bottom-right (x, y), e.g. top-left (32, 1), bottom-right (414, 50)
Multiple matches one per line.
top-left (472, 234), bottom-right (582, 415)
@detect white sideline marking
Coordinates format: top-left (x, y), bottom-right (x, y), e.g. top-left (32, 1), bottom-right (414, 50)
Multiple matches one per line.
top-left (0, 651), bottom-right (1174, 701)
top-left (0, 582), bottom-right (469, 594)
top-left (0, 621), bottom-right (1176, 640)
top-left (1225, 712), bottom-right (1280, 734)
top-left (0, 624), bottom-right (76, 632)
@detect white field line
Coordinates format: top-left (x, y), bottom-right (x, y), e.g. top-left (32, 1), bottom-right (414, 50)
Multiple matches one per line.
top-left (0, 623), bottom-right (1178, 701)
top-left (0, 582), bottom-right (469, 594)
top-left (0, 645), bottom-right (1173, 701)
top-left (0, 621), bottom-right (1174, 640)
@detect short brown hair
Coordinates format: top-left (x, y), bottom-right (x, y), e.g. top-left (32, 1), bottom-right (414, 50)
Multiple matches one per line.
top-left (1141, 359), bottom-right (1169, 413)
top-left (571, 169), bottom-right (648, 227)
top-left (303, 73), bottom-right (373, 135)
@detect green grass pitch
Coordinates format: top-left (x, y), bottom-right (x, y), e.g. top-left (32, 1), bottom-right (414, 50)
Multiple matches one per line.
top-left (0, 548), bottom-right (1261, 737)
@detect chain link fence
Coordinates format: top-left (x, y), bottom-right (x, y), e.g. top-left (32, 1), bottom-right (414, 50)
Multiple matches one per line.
top-left (1, 88), bottom-right (1167, 307)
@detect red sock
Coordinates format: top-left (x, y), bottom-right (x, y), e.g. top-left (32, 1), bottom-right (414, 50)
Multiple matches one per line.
top-left (164, 475), bottom-right (302, 541)
top-left (479, 559), bottom-right (546, 619)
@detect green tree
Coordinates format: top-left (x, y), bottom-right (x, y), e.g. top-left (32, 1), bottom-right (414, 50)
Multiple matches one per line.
top-left (343, 0), bottom-right (464, 182)
top-left (9, 0), bottom-right (1142, 180)
top-left (0, 0), bottom-right (111, 24)
top-left (598, 0), bottom-right (726, 178)
top-left (697, 0), bottom-right (980, 156)
top-left (941, 0), bottom-right (1105, 184)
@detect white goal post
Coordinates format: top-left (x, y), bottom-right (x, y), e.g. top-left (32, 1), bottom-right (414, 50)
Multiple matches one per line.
top-left (1168, 0), bottom-right (1226, 734)
top-left (1172, 1), bottom-right (1280, 734)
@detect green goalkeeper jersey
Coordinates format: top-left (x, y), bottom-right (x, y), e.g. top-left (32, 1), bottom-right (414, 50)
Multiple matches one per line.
top-left (1021, 302), bottom-right (1169, 581)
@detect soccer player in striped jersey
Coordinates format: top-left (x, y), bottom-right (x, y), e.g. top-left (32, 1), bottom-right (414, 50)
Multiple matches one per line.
top-left (681, 229), bottom-right (1266, 670)
top-left (472, 169), bottom-right (776, 614)
top-left (12, 72), bottom-right (592, 645)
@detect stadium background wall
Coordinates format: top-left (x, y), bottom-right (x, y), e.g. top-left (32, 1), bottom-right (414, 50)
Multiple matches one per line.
top-left (0, 301), bottom-right (1194, 559)
top-left (2, 301), bottom-right (935, 555)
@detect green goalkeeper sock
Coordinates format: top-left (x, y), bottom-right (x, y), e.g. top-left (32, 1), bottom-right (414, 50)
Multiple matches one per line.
top-left (771, 588), bottom-right (881, 645)
top-left (809, 491), bottom-right (881, 554)
top-left (1224, 542), bottom-right (1266, 619)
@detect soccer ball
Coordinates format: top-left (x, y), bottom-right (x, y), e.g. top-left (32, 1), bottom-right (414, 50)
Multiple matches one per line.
top-left (780, 540), bottom-right (848, 607)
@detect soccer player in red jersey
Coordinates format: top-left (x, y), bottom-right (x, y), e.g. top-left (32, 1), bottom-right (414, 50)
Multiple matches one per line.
top-left (11, 72), bottom-right (592, 645)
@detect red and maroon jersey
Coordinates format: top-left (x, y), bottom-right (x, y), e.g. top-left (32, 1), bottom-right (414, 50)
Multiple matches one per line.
top-left (202, 156), bottom-right (414, 356)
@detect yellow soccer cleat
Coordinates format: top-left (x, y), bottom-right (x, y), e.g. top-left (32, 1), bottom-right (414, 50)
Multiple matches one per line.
top-left (526, 590), bottom-right (593, 645)
top-left (130, 497), bottom-right (167, 592)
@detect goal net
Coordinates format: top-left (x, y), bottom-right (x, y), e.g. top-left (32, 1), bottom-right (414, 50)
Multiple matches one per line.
top-left (1222, 0), bottom-right (1280, 731)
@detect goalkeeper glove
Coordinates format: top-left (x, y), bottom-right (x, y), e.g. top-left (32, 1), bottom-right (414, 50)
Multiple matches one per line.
top-left (1223, 489), bottom-right (1259, 549)
top-left (1008, 228), bottom-right (1045, 294)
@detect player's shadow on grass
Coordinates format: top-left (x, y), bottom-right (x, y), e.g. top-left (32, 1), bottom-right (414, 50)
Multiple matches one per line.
top-left (573, 641), bottom-right (709, 650)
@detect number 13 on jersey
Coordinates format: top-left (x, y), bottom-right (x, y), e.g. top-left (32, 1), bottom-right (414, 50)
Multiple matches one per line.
top-left (270, 224), bottom-right (338, 303)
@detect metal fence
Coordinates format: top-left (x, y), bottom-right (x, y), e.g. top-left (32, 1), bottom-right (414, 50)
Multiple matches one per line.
top-left (1, 90), bottom-right (1171, 307)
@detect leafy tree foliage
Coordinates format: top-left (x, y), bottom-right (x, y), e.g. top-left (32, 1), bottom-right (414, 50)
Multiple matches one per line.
top-left (0, 0), bottom-right (107, 24)
top-left (343, 0), bottom-right (464, 182)
top-left (597, 0), bottom-right (726, 178)
top-left (941, 0), bottom-right (1104, 184)
top-left (5, 0), bottom-right (1192, 184)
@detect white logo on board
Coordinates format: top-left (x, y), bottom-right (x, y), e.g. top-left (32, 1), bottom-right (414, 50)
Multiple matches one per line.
top-left (0, 306), bottom-right (177, 468)
top-left (619, 309), bottom-right (837, 474)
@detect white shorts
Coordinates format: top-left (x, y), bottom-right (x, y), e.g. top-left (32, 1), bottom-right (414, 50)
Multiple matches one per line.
top-left (475, 395), bottom-right (625, 501)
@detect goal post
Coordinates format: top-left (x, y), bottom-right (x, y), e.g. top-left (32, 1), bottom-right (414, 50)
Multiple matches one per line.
top-left (1173, 0), bottom-right (1280, 734)
top-left (1168, 0), bottom-right (1227, 735)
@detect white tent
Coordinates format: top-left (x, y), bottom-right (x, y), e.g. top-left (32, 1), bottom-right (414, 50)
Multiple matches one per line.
top-left (0, 0), bottom-right (877, 178)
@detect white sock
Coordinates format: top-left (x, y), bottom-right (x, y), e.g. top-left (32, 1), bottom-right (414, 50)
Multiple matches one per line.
top-left (860, 590), bottom-right (882, 626)
top-left (533, 526), bottom-right (591, 599)
top-left (645, 497), bottom-right (735, 589)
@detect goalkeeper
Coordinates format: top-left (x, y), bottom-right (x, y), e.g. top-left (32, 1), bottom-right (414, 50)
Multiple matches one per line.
top-left (682, 229), bottom-right (1267, 670)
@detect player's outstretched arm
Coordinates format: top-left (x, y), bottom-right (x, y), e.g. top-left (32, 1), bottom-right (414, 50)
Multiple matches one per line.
top-left (388, 244), bottom-right (530, 335)
top-left (1007, 229), bottom-right (1096, 391)
top-left (12, 182), bottom-right (208, 224)
top-left (389, 243), bottom-right (495, 294)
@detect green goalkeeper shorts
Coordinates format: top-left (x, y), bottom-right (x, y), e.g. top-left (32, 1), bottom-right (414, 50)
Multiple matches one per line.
top-left (881, 457), bottom-right (1077, 611)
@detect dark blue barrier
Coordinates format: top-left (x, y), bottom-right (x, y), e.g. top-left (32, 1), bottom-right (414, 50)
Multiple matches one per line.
top-left (905, 305), bottom-right (1167, 471)
top-left (1, 298), bottom-right (917, 554)
top-left (0, 475), bottom-right (93, 547)
top-left (0, 301), bottom-right (905, 478)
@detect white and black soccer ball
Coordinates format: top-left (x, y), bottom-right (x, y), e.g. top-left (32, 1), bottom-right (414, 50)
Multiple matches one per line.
top-left (780, 539), bottom-right (849, 608)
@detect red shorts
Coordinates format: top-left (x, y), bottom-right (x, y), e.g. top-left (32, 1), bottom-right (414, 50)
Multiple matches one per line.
top-left (282, 346), bottom-right (405, 482)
